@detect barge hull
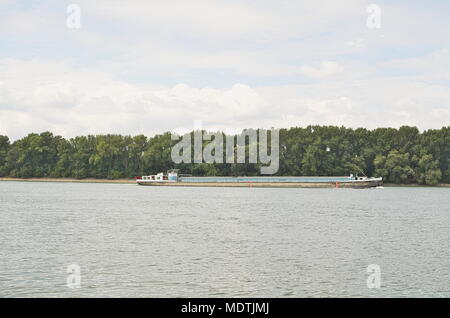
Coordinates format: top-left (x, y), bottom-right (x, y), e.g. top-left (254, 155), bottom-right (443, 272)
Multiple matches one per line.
top-left (136, 180), bottom-right (382, 188)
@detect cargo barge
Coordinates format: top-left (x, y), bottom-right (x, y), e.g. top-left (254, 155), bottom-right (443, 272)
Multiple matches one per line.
top-left (136, 170), bottom-right (382, 188)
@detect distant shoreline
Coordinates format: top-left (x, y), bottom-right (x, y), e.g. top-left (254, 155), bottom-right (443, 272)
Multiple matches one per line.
top-left (0, 177), bottom-right (135, 184)
top-left (382, 183), bottom-right (450, 187)
top-left (0, 177), bottom-right (449, 187)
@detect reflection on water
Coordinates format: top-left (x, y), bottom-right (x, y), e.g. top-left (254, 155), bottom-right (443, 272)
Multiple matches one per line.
top-left (0, 182), bottom-right (449, 297)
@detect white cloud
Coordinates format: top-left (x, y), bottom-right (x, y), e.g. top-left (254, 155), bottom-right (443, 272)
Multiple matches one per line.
top-left (0, 12), bottom-right (50, 34)
top-left (300, 61), bottom-right (344, 78)
top-left (1, 59), bottom-right (449, 140)
top-left (78, 0), bottom-right (365, 42)
top-left (380, 48), bottom-right (450, 81)
top-left (0, 1), bottom-right (449, 140)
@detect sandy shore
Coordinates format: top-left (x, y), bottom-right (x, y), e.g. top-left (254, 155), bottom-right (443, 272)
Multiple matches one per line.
top-left (0, 177), bottom-right (135, 184)
top-left (383, 183), bottom-right (450, 187)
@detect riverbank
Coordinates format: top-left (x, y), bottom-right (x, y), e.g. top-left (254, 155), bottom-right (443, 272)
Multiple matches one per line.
top-left (1, 177), bottom-right (449, 187)
top-left (383, 183), bottom-right (450, 187)
top-left (0, 177), bottom-right (135, 184)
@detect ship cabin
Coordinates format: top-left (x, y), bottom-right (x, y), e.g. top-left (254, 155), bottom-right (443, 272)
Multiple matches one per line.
top-left (136, 169), bottom-right (179, 182)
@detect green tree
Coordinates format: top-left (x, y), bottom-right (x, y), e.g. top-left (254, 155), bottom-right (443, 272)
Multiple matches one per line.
top-left (301, 144), bottom-right (320, 175)
top-left (374, 150), bottom-right (415, 183)
top-left (5, 132), bottom-right (60, 178)
top-left (416, 154), bottom-right (442, 185)
top-left (0, 135), bottom-right (10, 176)
top-left (142, 133), bottom-right (173, 174)
top-left (71, 136), bottom-right (95, 179)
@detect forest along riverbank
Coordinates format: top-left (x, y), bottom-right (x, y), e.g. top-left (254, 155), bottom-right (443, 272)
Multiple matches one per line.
top-left (0, 178), bottom-right (449, 187)
top-left (1, 127), bottom-right (449, 186)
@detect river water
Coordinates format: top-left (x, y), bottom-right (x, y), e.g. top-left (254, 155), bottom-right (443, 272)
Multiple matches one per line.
top-left (0, 181), bottom-right (448, 297)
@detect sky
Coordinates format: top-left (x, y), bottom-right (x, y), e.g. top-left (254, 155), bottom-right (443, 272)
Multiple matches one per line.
top-left (0, 0), bottom-right (449, 140)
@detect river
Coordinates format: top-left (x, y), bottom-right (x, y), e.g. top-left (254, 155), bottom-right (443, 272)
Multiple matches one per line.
top-left (0, 181), bottom-right (448, 297)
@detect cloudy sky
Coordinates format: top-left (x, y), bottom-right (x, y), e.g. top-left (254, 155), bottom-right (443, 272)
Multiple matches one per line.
top-left (0, 0), bottom-right (449, 139)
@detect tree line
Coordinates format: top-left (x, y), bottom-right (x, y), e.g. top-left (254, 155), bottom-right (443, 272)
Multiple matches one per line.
top-left (0, 125), bottom-right (448, 184)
